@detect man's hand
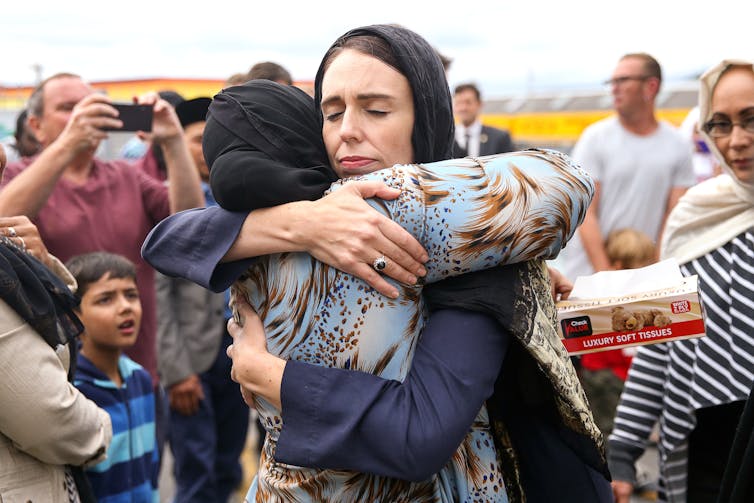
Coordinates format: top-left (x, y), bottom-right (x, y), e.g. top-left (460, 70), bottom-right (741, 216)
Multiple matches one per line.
top-left (611, 479), bottom-right (634, 503)
top-left (294, 181), bottom-right (429, 298)
top-left (136, 92), bottom-right (183, 146)
top-left (168, 374), bottom-right (205, 416)
top-left (56, 94), bottom-right (121, 156)
top-left (548, 266), bottom-right (573, 302)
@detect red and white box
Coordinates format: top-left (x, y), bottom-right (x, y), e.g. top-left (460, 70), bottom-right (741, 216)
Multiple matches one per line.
top-left (556, 261), bottom-right (706, 355)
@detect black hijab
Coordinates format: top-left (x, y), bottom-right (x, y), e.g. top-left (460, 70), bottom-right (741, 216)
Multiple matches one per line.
top-left (314, 24), bottom-right (455, 164)
top-left (0, 237), bottom-right (82, 366)
top-left (206, 80), bottom-right (335, 211)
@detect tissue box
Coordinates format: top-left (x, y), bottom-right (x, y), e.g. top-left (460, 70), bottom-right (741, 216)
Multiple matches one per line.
top-left (556, 275), bottom-right (706, 355)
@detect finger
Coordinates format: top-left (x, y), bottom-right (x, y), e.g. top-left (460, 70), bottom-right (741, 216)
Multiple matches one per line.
top-left (233, 296), bottom-right (256, 326)
top-left (352, 263), bottom-right (399, 298)
top-left (369, 249), bottom-right (417, 286)
top-left (377, 217), bottom-right (429, 266)
top-left (373, 237), bottom-right (426, 283)
top-left (240, 386), bottom-right (255, 407)
top-left (188, 396), bottom-right (200, 415)
top-left (348, 180), bottom-right (401, 201)
top-left (0, 216), bottom-right (30, 226)
top-left (227, 318), bottom-right (239, 338)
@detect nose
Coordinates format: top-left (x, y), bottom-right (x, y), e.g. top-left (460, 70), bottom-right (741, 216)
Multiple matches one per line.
top-left (729, 122), bottom-right (753, 149)
top-left (338, 108), bottom-right (363, 143)
top-left (117, 293), bottom-right (134, 313)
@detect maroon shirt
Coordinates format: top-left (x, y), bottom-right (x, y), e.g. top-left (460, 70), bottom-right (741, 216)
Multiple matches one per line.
top-left (2, 156), bottom-right (169, 383)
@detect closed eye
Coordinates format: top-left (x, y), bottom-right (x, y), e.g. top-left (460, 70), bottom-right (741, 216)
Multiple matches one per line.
top-left (325, 111), bottom-right (343, 122)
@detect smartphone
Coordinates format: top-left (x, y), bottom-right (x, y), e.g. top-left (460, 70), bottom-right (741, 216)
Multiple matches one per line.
top-left (105, 103), bottom-right (153, 132)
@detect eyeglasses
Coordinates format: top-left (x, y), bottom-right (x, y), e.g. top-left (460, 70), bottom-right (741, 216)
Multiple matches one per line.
top-left (603, 75), bottom-right (652, 86)
top-left (702, 116), bottom-right (754, 138)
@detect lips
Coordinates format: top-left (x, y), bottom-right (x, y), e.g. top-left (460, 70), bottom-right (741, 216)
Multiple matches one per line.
top-left (338, 156), bottom-right (377, 174)
top-left (118, 319), bottom-right (136, 335)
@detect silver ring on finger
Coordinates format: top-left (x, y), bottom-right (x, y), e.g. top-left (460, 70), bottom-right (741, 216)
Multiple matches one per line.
top-left (7, 227), bottom-right (17, 238)
top-left (372, 255), bottom-right (388, 272)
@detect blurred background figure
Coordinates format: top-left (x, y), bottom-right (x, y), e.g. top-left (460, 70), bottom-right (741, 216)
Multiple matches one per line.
top-left (157, 97), bottom-right (249, 503)
top-left (453, 82), bottom-right (514, 156)
top-left (1, 145), bottom-right (112, 503)
top-left (578, 227), bottom-right (656, 437)
top-left (247, 61), bottom-right (293, 85)
top-left (0, 109), bottom-right (41, 163)
top-left (679, 106), bottom-right (721, 183)
top-left (559, 53), bottom-right (695, 282)
top-left (118, 90), bottom-right (185, 162)
top-left (609, 58), bottom-right (754, 503)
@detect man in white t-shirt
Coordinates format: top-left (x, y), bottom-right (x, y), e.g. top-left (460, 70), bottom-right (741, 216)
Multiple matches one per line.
top-left (561, 53), bottom-right (695, 280)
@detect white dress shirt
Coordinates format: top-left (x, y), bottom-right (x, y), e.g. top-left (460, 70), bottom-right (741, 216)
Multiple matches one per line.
top-left (455, 121), bottom-right (482, 157)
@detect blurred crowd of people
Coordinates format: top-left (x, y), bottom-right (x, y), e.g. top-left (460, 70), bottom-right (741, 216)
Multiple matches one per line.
top-left (1, 26), bottom-right (752, 503)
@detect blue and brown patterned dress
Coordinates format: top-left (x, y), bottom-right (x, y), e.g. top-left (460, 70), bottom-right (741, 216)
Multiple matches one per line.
top-left (232, 149), bottom-right (594, 502)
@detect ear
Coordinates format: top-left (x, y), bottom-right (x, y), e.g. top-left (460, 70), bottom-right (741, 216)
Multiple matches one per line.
top-left (26, 113), bottom-right (45, 144)
top-left (645, 77), bottom-right (660, 101)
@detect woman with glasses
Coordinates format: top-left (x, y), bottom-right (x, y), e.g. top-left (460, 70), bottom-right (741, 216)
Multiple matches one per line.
top-left (609, 59), bottom-right (754, 503)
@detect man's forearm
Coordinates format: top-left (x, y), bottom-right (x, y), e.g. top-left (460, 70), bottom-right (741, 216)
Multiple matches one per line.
top-left (0, 143), bottom-right (74, 218)
top-left (579, 213), bottom-right (610, 272)
top-left (161, 137), bottom-right (204, 213)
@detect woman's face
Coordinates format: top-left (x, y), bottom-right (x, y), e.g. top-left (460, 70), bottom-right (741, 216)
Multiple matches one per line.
top-left (710, 67), bottom-right (754, 184)
top-left (320, 49), bottom-right (415, 177)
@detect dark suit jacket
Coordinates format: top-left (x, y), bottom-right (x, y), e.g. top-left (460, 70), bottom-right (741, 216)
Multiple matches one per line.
top-left (453, 124), bottom-right (514, 157)
top-left (480, 125), bottom-right (514, 155)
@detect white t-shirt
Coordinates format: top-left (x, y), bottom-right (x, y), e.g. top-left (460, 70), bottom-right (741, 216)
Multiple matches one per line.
top-left (560, 116), bottom-right (695, 280)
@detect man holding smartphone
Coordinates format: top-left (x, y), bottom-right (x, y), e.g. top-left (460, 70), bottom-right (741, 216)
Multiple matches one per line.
top-left (0, 73), bottom-right (205, 464)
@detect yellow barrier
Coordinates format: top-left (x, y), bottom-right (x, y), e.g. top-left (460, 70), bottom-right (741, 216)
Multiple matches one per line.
top-left (483, 109), bottom-right (692, 145)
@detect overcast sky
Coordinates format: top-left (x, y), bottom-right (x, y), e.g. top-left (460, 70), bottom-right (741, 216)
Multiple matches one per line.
top-left (3, 0), bottom-right (751, 98)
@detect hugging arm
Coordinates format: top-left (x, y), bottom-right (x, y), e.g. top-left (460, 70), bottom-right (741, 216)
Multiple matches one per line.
top-left (239, 307), bottom-right (509, 481)
top-left (142, 184), bottom-right (429, 297)
top-left (141, 206), bottom-right (251, 292)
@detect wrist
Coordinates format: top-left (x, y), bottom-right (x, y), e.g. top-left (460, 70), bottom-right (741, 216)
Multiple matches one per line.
top-left (248, 352), bottom-right (286, 409)
top-left (284, 201), bottom-right (315, 253)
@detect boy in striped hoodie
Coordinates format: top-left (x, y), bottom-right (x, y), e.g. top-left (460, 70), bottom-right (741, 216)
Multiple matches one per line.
top-left (67, 251), bottom-right (158, 503)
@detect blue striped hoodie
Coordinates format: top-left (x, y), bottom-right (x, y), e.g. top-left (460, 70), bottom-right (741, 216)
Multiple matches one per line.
top-left (74, 354), bottom-right (159, 503)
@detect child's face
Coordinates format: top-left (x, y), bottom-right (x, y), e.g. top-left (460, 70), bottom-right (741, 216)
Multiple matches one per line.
top-left (78, 273), bottom-right (142, 351)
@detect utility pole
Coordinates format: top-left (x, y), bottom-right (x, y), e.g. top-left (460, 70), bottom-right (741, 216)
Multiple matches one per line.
top-left (31, 63), bottom-right (43, 85)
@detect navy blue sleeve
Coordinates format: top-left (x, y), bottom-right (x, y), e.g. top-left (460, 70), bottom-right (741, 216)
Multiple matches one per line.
top-left (274, 309), bottom-right (508, 482)
top-left (141, 206), bottom-right (253, 292)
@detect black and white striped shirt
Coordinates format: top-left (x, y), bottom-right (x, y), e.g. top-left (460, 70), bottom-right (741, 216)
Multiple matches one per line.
top-left (609, 229), bottom-right (754, 502)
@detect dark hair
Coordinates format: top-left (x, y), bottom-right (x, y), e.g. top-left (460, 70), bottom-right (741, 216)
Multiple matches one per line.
top-left (453, 83), bottom-right (481, 101)
top-left (14, 110), bottom-right (29, 142)
top-left (319, 35), bottom-right (402, 78)
top-left (26, 72), bottom-right (82, 118)
top-left (314, 24), bottom-right (454, 164)
top-left (621, 53), bottom-right (662, 84)
top-left (65, 252), bottom-right (137, 301)
top-left (248, 61), bottom-right (293, 85)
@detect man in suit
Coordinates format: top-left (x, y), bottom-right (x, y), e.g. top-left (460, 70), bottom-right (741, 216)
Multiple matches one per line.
top-left (453, 82), bottom-right (514, 156)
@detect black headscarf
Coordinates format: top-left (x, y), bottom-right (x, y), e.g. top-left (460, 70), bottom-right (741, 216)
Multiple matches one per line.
top-left (314, 24), bottom-right (455, 164)
top-left (0, 237), bottom-right (83, 368)
top-left (206, 80), bottom-right (335, 211)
